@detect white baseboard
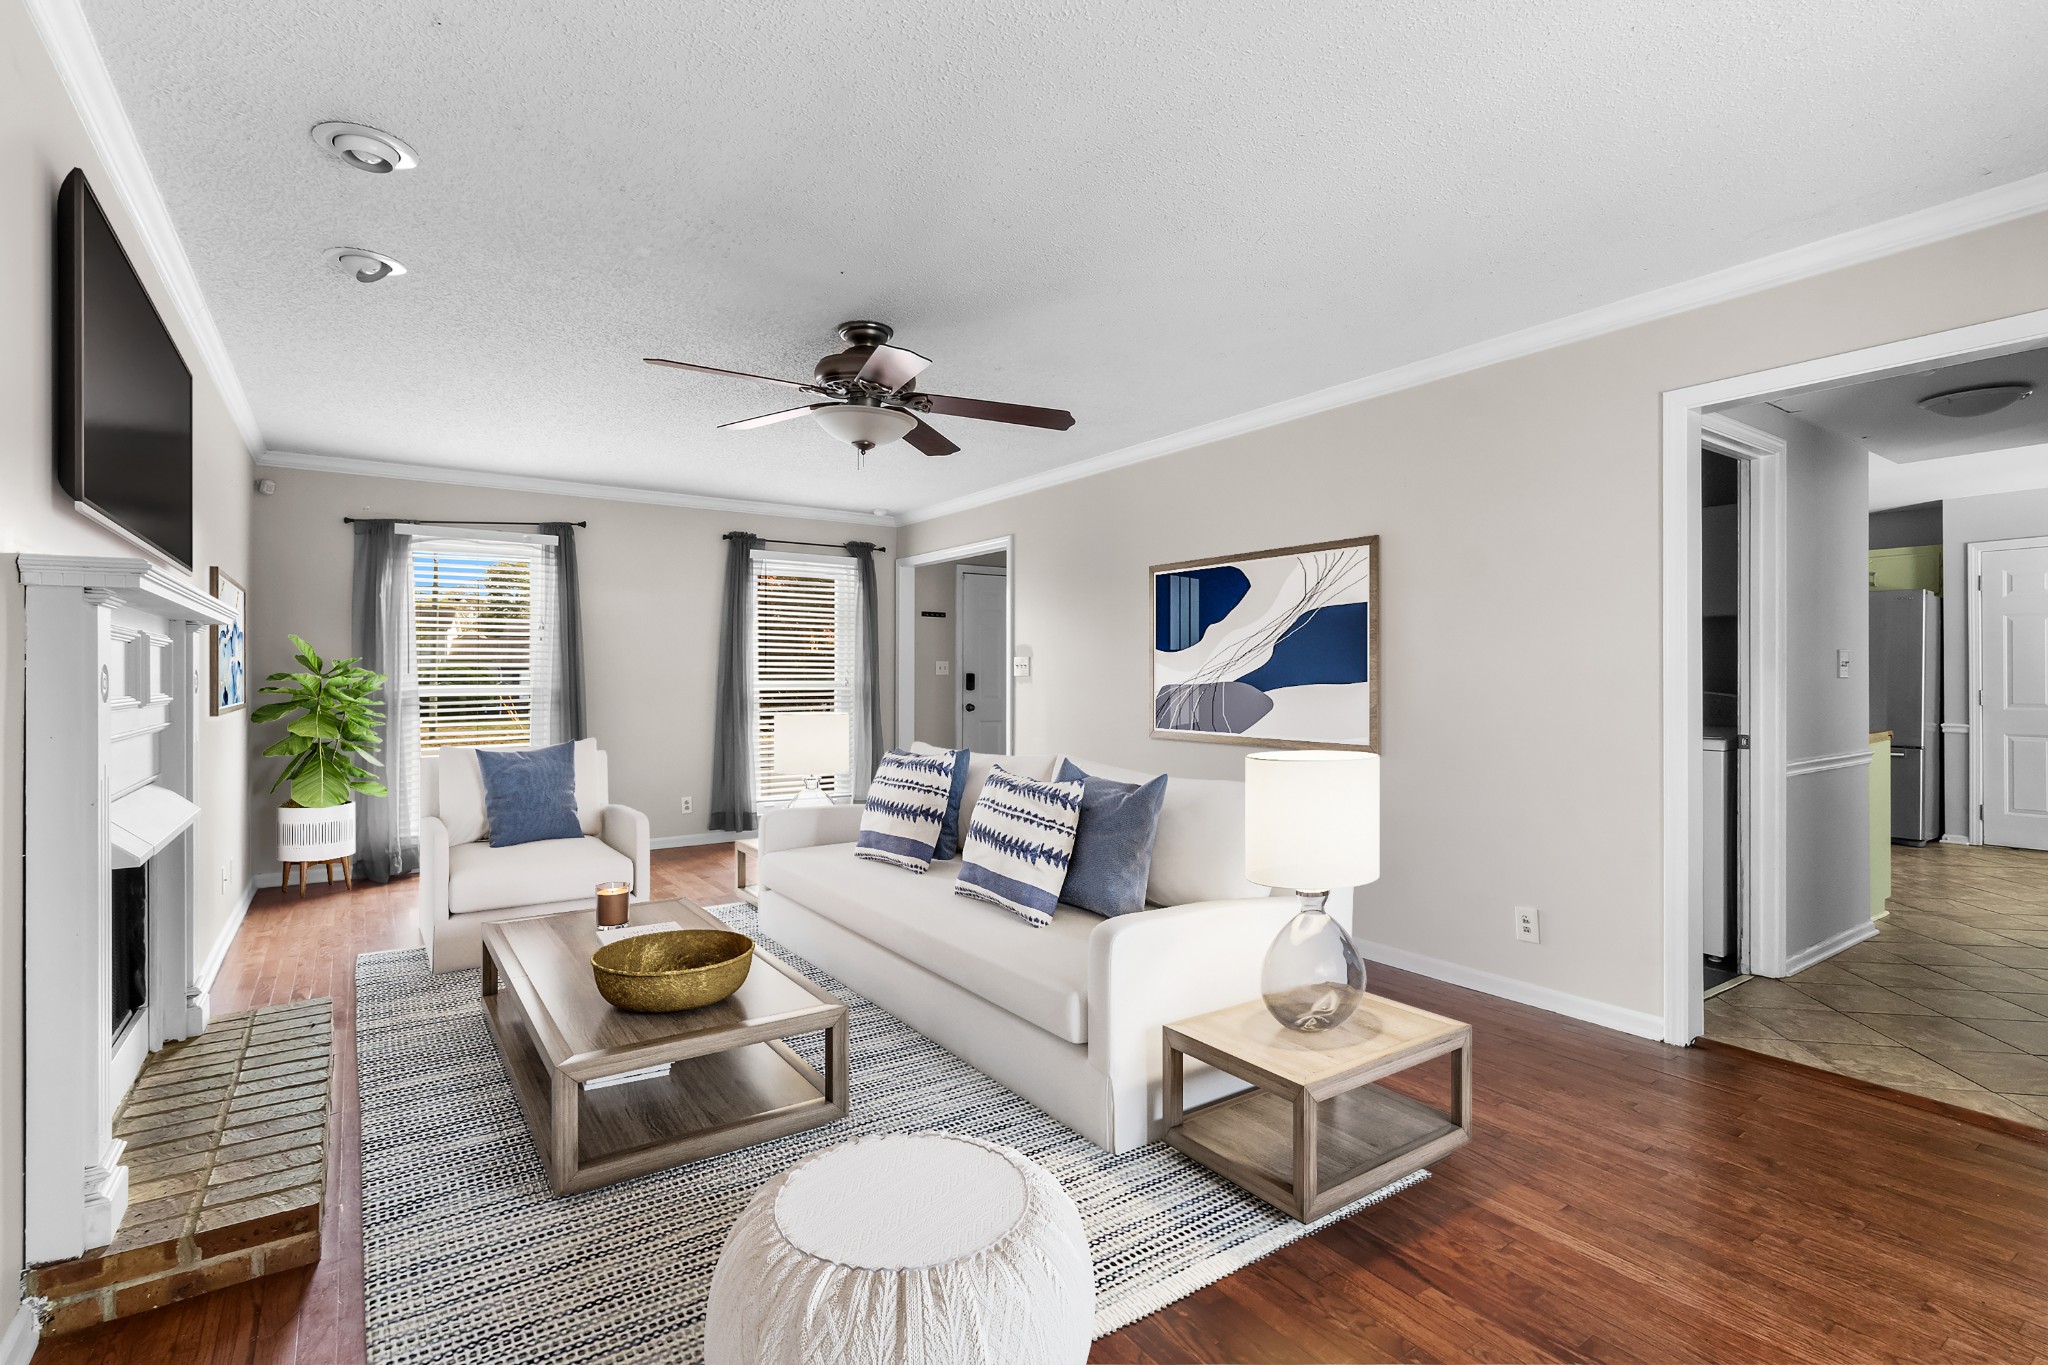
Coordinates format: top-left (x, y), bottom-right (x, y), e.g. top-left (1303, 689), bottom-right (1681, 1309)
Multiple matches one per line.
top-left (651, 830), bottom-right (751, 850)
top-left (194, 876), bottom-right (258, 993)
top-left (1, 1299), bottom-right (42, 1365)
top-left (1783, 918), bottom-right (1880, 976)
top-left (1353, 938), bottom-right (1665, 1041)
top-left (1940, 834), bottom-right (1975, 846)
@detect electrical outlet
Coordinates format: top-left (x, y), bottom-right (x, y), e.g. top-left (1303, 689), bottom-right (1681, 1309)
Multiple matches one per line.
top-left (680, 796), bottom-right (694, 815)
top-left (935, 660), bottom-right (949, 676)
top-left (220, 866), bottom-right (230, 895)
top-left (1514, 906), bottom-right (1541, 943)
top-left (1837, 649), bottom-right (1851, 679)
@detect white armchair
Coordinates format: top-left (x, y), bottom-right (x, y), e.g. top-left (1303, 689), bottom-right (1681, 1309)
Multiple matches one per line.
top-left (416, 743), bottom-right (651, 971)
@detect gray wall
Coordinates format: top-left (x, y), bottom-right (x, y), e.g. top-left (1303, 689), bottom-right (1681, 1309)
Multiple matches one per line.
top-left (1870, 501), bottom-right (1942, 549)
top-left (2, 0), bottom-right (255, 1300)
top-left (1940, 485), bottom-right (2048, 834)
top-left (246, 466), bottom-right (893, 866)
top-left (898, 213), bottom-right (2048, 1027)
top-left (1724, 404), bottom-right (1873, 962)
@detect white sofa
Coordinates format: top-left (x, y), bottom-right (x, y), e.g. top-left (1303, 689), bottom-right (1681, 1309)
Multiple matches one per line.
top-left (758, 752), bottom-right (1351, 1154)
top-left (417, 742), bottom-right (651, 971)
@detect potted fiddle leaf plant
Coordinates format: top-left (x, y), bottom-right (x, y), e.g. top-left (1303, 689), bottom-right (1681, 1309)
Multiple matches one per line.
top-left (254, 635), bottom-right (388, 880)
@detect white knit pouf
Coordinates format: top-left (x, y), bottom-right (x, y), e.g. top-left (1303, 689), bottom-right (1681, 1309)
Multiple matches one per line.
top-left (704, 1132), bottom-right (1093, 1365)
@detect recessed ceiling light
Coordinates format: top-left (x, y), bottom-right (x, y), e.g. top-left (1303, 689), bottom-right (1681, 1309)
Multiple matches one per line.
top-left (310, 121), bottom-right (419, 174)
top-left (1917, 383), bottom-right (2032, 419)
top-left (323, 246), bottom-right (406, 283)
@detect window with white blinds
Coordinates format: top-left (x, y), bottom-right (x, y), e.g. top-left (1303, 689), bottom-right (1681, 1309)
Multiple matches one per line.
top-left (410, 534), bottom-right (559, 755)
top-left (751, 551), bottom-right (858, 805)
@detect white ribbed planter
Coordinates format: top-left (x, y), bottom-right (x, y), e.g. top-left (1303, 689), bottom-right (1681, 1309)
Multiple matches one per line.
top-left (278, 802), bottom-right (356, 863)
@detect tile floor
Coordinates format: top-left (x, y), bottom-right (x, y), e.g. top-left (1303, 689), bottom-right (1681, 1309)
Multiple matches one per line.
top-left (1705, 841), bottom-right (2048, 1127)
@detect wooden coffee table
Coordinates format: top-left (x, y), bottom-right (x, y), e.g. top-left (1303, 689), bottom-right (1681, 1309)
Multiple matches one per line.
top-left (479, 897), bottom-right (848, 1194)
top-left (1163, 993), bottom-right (1471, 1222)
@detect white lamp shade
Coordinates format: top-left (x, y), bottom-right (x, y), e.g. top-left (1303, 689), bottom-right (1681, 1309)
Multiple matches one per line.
top-left (811, 404), bottom-right (916, 448)
top-left (1244, 751), bottom-right (1380, 891)
top-left (773, 711), bottom-right (851, 776)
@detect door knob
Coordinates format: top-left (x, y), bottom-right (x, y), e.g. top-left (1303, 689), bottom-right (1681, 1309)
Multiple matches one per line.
top-left (964, 703), bottom-right (976, 712)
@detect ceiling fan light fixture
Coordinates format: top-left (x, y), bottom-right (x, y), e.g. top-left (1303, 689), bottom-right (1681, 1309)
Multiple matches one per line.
top-left (1917, 383), bottom-right (2032, 419)
top-left (811, 403), bottom-right (916, 450)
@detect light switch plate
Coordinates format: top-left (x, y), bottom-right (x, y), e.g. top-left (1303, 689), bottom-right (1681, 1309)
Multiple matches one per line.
top-left (1012, 655), bottom-right (1031, 678)
top-left (935, 660), bottom-right (949, 675)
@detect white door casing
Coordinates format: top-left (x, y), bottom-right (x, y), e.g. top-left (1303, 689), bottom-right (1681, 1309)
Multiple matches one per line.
top-left (894, 537), bottom-right (1016, 755)
top-left (956, 566), bottom-right (1009, 753)
top-left (1972, 539), bottom-right (2048, 850)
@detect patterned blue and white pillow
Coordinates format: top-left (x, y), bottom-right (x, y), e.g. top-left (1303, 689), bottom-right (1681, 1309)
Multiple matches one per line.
top-left (854, 748), bottom-right (960, 872)
top-left (955, 766), bottom-right (1086, 926)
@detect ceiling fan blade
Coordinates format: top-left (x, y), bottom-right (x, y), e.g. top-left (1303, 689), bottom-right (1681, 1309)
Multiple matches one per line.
top-left (903, 418), bottom-right (960, 457)
top-left (719, 403), bottom-right (833, 430)
top-left (645, 357), bottom-right (821, 392)
top-left (855, 344), bottom-right (931, 392)
top-left (915, 393), bottom-right (1075, 430)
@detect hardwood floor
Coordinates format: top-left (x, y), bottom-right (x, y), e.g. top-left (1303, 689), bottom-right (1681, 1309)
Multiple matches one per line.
top-left (37, 846), bottom-right (2048, 1363)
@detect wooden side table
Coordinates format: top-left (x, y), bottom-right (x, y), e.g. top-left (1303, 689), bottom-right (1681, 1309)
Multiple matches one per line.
top-left (734, 837), bottom-right (761, 906)
top-left (1164, 993), bottom-right (1472, 1222)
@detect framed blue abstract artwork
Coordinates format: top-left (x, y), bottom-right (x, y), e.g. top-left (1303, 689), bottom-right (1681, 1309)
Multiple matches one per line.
top-left (210, 567), bottom-right (246, 716)
top-left (1151, 536), bottom-right (1377, 751)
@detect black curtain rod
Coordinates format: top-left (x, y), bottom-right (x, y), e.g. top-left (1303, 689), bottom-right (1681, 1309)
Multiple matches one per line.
top-left (342, 517), bottom-right (587, 527)
top-left (724, 532), bottom-right (888, 553)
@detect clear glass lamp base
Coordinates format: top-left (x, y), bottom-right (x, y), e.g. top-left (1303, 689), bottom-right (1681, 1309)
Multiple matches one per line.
top-left (1261, 892), bottom-right (1366, 1032)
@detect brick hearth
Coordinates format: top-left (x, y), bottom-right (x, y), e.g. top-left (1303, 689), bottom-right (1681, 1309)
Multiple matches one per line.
top-left (28, 999), bottom-right (333, 1336)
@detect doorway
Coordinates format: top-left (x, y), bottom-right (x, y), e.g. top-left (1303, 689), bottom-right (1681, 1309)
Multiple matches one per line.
top-left (1663, 303), bottom-right (2048, 1048)
top-left (895, 537), bottom-right (1014, 752)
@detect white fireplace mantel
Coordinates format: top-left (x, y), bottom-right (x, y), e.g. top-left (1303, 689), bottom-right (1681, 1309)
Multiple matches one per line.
top-left (19, 554), bottom-right (232, 1264)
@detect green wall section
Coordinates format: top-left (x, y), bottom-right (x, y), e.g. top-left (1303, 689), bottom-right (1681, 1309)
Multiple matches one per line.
top-left (1869, 544), bottom-right (1941, 593)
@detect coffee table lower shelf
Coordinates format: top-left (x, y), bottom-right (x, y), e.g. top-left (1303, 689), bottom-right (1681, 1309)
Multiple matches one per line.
top-left (482, 972), bottom-right (845, 1194)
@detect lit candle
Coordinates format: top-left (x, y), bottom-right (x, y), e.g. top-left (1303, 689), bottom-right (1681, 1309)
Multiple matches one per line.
top-left (595, 880), bottom-right (630, 928)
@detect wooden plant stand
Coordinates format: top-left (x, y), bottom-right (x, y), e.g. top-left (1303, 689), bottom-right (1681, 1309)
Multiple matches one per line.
top-left (281, 859), bottom-right (352, 897)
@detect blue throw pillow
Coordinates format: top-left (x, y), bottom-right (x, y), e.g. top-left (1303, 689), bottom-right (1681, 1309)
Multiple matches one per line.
top-left (1056, 759), bottom-right (1168, 917)
top-left (925, 746), bottom-right (973, 860)
top-left (476, 742), bottom-right (584, 847)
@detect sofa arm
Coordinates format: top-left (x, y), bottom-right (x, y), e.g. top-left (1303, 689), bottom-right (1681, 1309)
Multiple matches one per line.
top-left (600, 804), bottom-right (652, 900)
top-left (1087, 896), bottom-right (1300, 1149)
top-left (418, 814), bottom-right (450, 964)
top-left (758, 802), bottom-right (863, 855)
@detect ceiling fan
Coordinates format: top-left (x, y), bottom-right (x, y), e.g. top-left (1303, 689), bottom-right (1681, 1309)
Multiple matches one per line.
top-left (645, 321), bottom-right (1075, 465)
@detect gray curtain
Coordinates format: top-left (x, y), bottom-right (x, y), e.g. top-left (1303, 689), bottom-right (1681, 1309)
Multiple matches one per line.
top-left (539, 523), bottom-right (586, 741)
top-left (844, 541), bottom-right (884, 791)
top-left (351, 521), bottom-right (418, 883)
top-left (710, 533), bottom-right (761, 830)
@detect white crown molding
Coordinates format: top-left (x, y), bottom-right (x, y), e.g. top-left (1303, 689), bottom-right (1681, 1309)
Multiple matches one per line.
top-left (901, 170), bottom-right (2048, 526)
top-left (255, 450), bottom-right (897, 527)
top-left (24, 0), bottom-right (265, 457)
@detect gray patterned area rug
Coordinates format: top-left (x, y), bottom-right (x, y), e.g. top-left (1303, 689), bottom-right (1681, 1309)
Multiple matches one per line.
top-left (356, 903), bottom-right (1426, 1364)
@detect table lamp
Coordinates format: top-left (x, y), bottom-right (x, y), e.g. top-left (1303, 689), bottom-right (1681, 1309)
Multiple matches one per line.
top-left (1244, 750), bottom-right (1381, 1031)
top-left (773, 711), bottom-right (851, 807)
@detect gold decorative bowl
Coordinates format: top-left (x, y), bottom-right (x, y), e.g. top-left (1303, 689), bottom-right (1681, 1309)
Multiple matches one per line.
top-left (591, 929), bottom-right (754, 1013)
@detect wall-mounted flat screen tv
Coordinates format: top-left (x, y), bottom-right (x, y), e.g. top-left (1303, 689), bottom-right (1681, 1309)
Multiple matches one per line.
top-left (57, 168), bottom-right (194, 571)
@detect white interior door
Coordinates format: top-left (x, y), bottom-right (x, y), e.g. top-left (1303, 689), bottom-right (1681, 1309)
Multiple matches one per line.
top-left (956, 567), bottom-right (1008, 752)
top-left (1982, 543), bottom-right (2048, 850)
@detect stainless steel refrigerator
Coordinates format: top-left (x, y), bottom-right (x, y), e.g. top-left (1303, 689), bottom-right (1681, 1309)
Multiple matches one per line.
top-left (1870, 589), bottom-right (1942, 845)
